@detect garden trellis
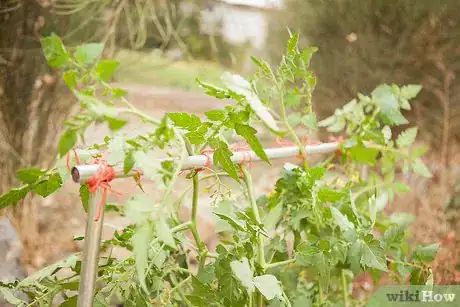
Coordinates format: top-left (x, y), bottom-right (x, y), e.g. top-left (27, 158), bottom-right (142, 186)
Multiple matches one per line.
top-left (73, 142), bottom-right (339, 307)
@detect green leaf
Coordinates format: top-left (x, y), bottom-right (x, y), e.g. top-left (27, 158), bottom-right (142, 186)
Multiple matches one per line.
top-left (211, 140), bottom-right (239, 181)
top-left (124, 195), bottom-right (155, 224)
top-left (197, 265), bottom-right (216, 284)
top-left (318, 188), bottom-right (343, 203)
top-left (58, 129), bottom-right (77, 157)
top-left (168, 112), bottom-right (202, 131)
top-left (0, 288), bottom-right (23, 305)
top-left (124, 151), bottom-right (135, 174)
top-left (301, 46), bottom-right (318, 67)
top-left (79, 184), bottom-right (90, 212)
top-left (33, 174), bottom-right (62, 197)
top-left (349, 144), bottom-right (379, 165)
top-left (74, 43), bottom-right (104, 65)
top-left (411, 145), bottom-right (428, 158)
top-left (230, 257), bottom-right (254, 293)
top-left (205, 109), bottom-right (226, 122)
top-left (16, 168), bottom-right (45, 184)
top-left (106, 117), bottom-right (127, 131)
top-left (287, 112), bottom-right (302, 126)
top-left (390, 212), bottom-right (415, 227)
top-left (383, 225), bottom-right (405, 251)
top-left (95, 60), bottom-right (119, 81)
top-left (41, 34), bottom-right (69, 67)
top-left (360, 240), bottom-right (387, 271)
top-left (133, 222), bottom-right (153, 294)
top-left (286, 32), bottom-right (299, 56)
top-left (295, 244), bottom-right (322, 266)
top-left (302, 113), bottom-right (317, 130)
top-left (250, 56), bottom-right (272, 75)
top-left (330, 207), bottom-right (354, 231)
top-left (156, 218), bottom-right (176, 248)
top-left (222, 72), bottom-right (279, 132)
top-left (372, 84), bottom-right (408, 125)
top-left (412, 158), bottom-right (432, 178)
top-left (63, 70), bottom-right (78, 89)
top-left (0, 185), bottom-right (31, 209)
top-left (413, 243), bottom-right (439, 263)
top-left (214, 212), bottom-right (245, 232)
top-left (400, 85), bottom-right (422, 100)
top-left (396, 127), bottom-right (417, 148)
top-left (234, 124), bottom-right (270, 164)
top-left (253, 275), bottom-right (283, 300)
top-left (394, 181), bottom-right (411, 193)
top-left (60, 295), bottom-right (78, 307)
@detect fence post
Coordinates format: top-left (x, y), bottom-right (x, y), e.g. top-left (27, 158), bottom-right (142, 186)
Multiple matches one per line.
top-left (77, 189), bottom-right (104, 307)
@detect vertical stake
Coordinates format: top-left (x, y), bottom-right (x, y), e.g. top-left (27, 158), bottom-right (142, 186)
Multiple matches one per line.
top-left (77, 189), bottom-right (104, 307)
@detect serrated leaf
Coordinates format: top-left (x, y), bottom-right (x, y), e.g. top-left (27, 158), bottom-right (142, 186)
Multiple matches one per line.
top-left (0, 185), bottom-right (31, 209)
top-left (302, 113), bottom-right (317, 130)
top-left (133, 222), bottom-right (153, 294)
top-left (168, 112), bottom-right (202, 131)
top-left (253, 275), bottom-right (283, 300)
top-left (95, 60), bottom-right (119, 81)
top-left (411, 145), bottom-right (428, 158)
top-left (74, 43), bottom-right (104, 65)
top-left (400, 84), bottom-right (422, 100)
top-left (250, 56), bottom-right (272, 75)
top-left (390, 212), bottom-right (415, 227)
top-left (156, 218), bottom-right (176, 248)
top-left (318, 188), bottom-right (343, 203)
top-left (318, 115), bottom-right (336, 127)
top-left (211, 140), bottom-right (239, 181)
top-left (205, 109), bottom-right (226, 122)
top-left (349, 144), bottom-right (379, 165)
top-left (413, 243), bottom-right (439, 263)
top-left (234, 124), bottom-right (270, 164)
top-left (41, 34), bottom-right (69, 67)
top-left (16, 168), bottom-right (45, 184)
top-left (383, 225), bottom-right (405, 251)
top-left (412, 158), bottom-right (432, 178)
top-left (330, 207), bottom-right (354, 231)
top-left (372, 84), bottom-right (408, 125)
top-left (286, 32), bottom-right (299, 56)
top-left (33, 174), bottom-right (62, 197)
top-left (295, 244), bottom-right (322, 266)
top-left (230, 257), bottom-right (254, 293)
top-left (360, 240), bottom-right (387, 271)
top-left (396, 127), bottom-right (417, 148)
top-left (222, 72), bottom-right (279, 132)
top-left (58, 129), bottom-right (77, 157)
top-left (214, 212), bottom-right (245, 232)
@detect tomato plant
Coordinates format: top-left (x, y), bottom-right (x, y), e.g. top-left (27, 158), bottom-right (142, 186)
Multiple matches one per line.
top-left (0, 33), bottom-right (438, 306)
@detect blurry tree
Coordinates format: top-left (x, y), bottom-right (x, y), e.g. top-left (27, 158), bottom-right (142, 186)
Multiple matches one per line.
top-left (268, 0), bottom-right (460, 169)
top-left (0, 0), bottom-right (234, 267)
top-left (0, 0), bottom-right (76, 264)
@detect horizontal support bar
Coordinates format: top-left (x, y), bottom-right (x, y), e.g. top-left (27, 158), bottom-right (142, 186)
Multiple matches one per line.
top-left (71, 142), bottom-right (339, 183)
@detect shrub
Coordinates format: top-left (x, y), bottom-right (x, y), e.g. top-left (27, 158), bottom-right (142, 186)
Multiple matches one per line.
top-left (0, 33), bottom-right (437, 306)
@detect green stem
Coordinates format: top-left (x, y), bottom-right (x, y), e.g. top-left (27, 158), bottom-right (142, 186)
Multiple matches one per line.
top-left (293, 230), bottom-right (301, 249)
top-left (341, 270), bottom-right (349, 307)
top-left (191, 174), bottom-right (206, 265)
top-left (264, 258), bottom-right (296, 270)
top-left (242, 167), bottom-right (265, 307)
top-left (278, 91), bottom-right (309, 170)
top-left (169, 274), bottom-right (193, 307)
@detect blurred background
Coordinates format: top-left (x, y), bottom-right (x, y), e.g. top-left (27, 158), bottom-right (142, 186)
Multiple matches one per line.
top-left (1, 0), bottom-right (460, 297)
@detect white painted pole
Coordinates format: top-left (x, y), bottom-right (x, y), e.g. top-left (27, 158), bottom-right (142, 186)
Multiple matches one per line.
top-left (71, 142), bottom-right (339, 183)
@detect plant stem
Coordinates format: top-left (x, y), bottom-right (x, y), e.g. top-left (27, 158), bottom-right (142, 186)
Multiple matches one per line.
top-left (242, 167), bottom-right (265, 307)
top-left (264, 258), bottom-right (296, 270)
top-left (169, 274), bottom-right (193, 307)
top-left (191, 174), bottom-right (206, 265)
top-left (341, 269), bottom-right (349, 307)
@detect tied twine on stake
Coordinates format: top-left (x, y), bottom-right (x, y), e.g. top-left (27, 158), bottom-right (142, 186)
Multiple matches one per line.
top-left (66, 150), bottom-right (142, 221)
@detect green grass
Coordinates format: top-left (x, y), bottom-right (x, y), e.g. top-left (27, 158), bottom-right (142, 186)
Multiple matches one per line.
top-left (114, 49), bottom-right (227, 91)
